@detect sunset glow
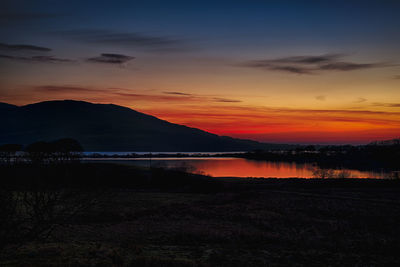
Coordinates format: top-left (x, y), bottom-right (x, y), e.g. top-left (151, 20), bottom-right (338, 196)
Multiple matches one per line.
top-left (1, 0), bottom-right (400, 144)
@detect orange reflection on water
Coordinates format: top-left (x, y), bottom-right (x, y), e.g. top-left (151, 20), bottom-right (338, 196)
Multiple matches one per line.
top-left (172, 158), bottom-right (384, 178)
top-left (189, 158), bottom-right (313, 178)
top-left (86, 157), bottom-right (387, 178)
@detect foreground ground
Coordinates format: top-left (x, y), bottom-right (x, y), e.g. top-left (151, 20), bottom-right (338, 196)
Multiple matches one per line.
top-left (1, 164), bottom-right (400, 266)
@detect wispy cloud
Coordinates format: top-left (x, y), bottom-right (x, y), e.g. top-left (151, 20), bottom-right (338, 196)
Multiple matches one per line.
top-left (240, 54), bottom-right (393, 75)
top-left (372, 102), bottom-right (400, 108)
top-left (86, 53), bottom-right (135, 64)
top-left (319, 62), bottom-right (382, 71)
top-left (270, 65), bottom-right (313, 74)
top-left (315, 95), bottom-right (326, 101)
top-left (51, 29), bottom-right (191, 53)
top-left (262, 54), bottom-right (343, 65)
top-left (163, 91), bottom-right (193, 96)
top-left (394, 75), bottom-right (400, 80)
top-left (161, 92), bottom-right (242, 103)
top-left (0, 41), bottom-right (74, 64)
top-left (112, 92), bottom-right (199, 102)
top-left (0, 42), bottom-right (51, 52)
top-left (355, 97), bottom-right (367, 103)
top-left (32, 85), bottom-right (243, 104)
top-left (0, 54), bottom-right (74, 63)
top-left (213, 97), bottom-right (242, 103)
top-left (1, 51), bottom-right (133, 66)
top-left (34, 85), bottom-right (106, 93)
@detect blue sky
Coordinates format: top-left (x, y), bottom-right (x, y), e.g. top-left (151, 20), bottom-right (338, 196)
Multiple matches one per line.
top-left (3, 0), bottom-right (400, 55)
top-left (1, 0), bottom-right (400, 144)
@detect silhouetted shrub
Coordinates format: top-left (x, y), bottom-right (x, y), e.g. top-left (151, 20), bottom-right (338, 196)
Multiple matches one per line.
top-left (0, 179), bottom-right (104, 250)
top-left (0, 190), bottom-right (19, 248)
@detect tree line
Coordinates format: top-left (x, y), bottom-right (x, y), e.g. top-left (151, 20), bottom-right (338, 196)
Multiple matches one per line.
top-left (0, 138), bottom-right (83, 165)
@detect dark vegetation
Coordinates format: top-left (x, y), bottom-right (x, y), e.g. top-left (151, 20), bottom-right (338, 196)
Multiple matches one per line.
top-left (240, 142), bottom-right (400, 172)
top-left (0, 138), bottom-right (88, 250)
top-left (1, 140), bottom-right (400, 265)
top-left (0, 138), bottom-right (221, 257)
top-left (85, 141), bottom-right (400, 178)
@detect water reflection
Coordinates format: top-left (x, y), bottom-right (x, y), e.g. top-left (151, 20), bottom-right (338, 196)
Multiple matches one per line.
top-left (84, 157), bottom-right (388, 178)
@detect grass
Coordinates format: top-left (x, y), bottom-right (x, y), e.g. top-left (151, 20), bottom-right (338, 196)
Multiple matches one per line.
top-left (1, 163), bottom-right (400, 266)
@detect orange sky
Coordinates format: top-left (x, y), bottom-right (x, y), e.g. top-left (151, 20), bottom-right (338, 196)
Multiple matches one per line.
top-left (2, 80), bottom-right (399, 144)
top-left (1, 0), bottom-right (400, 144)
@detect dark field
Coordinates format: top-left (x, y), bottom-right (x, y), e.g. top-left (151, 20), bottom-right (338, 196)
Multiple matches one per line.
top-left (1, 163), bottom-right (400, 266)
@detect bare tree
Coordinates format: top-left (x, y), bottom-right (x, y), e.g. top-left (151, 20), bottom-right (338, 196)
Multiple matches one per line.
top-left (311, 167), bottom-right (335, 179)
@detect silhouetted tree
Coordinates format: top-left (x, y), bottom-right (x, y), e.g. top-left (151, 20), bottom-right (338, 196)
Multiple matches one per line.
top-left (25, 141), bottom-right (53, 164)
top-left (311, 167), bottom-right (335, 179)
top-left (0, 144), bottom-right (22, 165)
top-left (335, 169), bottom-right (352, 178)
top-left (25, 139), bottom-right (83, 164)
top-left (51, 138), bottom-right (83, 163)
top-left (304, 145), bottom-right (316, 151)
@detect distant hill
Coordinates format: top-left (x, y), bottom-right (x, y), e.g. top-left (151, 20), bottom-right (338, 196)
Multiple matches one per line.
top-left (0, 103), bottom-right (18, 110)
top-left (368, 138), bottom-right (400, 146)
top-left (0, 100), bottom-right (291, 151)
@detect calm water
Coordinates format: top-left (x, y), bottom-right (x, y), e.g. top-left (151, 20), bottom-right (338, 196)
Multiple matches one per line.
top-left (83, 157), bottom-right (389, 178)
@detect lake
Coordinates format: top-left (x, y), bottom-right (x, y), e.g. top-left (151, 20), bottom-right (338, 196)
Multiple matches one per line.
top-left (83, 157), bottom-right (389, 178)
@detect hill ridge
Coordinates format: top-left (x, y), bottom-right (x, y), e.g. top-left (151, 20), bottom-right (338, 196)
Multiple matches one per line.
top-left (0, 100), bottom-right (289, 151)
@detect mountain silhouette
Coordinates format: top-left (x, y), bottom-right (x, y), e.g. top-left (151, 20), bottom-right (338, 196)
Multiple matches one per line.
top-left (0, 100), bottom-right (289, 151)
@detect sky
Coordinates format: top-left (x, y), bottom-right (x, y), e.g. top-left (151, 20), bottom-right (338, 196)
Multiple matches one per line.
top-left (1, 0), bottom-right (400, 144)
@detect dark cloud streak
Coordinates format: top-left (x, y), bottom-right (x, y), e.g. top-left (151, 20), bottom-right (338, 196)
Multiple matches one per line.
top-left (319, 62), bottom-right (381, 71)
top-left (52, 29), bottom-right (190, 52)
top-left (271, 65), bottom-right (313, 74)
top-left (213, 97), bottom-right (242, 103)
top-left (0, 54), bottom-right (74, 63)
top-left (0, 42), bottom-right (51, 52)
top-left (32, 85), bottom-right (243, 104)
top-left (86, 53), bottom-right (135, 64)
top-left (372, 102), bottom-right (400, 108)
top-left (265, 54), bottom-right (343, 65)
top-left (241, 54), bottom-right (392, 75)
top-left (35, 86), bottom-right (105, 93)
top-left (163, 91), bottom-right (193, 96)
